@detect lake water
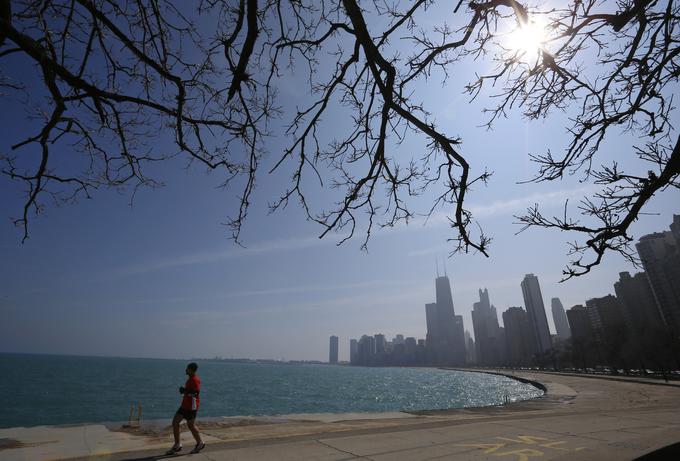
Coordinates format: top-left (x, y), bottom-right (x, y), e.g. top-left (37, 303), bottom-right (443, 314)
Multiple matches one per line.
top-left (0, 354), bottom-right (542, 428)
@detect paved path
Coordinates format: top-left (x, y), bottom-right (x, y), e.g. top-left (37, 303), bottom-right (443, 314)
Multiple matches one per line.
top-left (2, 371), bottom-right (679, 460)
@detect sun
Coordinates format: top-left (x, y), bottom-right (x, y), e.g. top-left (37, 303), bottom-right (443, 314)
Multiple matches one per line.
top-left (506, 19), bottom-right (548, 63)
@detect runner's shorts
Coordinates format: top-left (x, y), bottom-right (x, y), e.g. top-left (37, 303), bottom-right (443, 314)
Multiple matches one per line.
top-left (176, 407), bottom-right (197, 420)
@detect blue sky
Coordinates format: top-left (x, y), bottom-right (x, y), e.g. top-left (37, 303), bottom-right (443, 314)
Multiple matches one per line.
top-left (1, 2), bottom-right (678, 361)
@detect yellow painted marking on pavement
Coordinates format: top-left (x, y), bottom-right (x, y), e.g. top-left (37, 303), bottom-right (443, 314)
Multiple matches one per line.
top-left (456, 435), bottom-right (588, 458)
top-left (494, 448), bottom-right (544, 460)
top-left (539, 440), bottom-right (569, 451)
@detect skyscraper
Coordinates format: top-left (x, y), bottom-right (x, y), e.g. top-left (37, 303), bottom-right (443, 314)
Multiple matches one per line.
top-left (636, 215), bottom-right (680, 335)
top-left (566, 304), bottom-right (593, 368)
top-left (471, 288), bottom-right (502, 365)
top-left (503, 306), bottom-right (534, 365)
top-left (464, 330), bottom-right (476, 364)
top-left (454, 315), bottom-right (466, 362)
top-left (349, 339), bottom-right (358, 364)
top-left (551, 298), bottom-right (571, 340)
top-left (425, 302), bottom-right (438, 343)
top-left (435, 275), bottom-right (456, 322)
top-left (521, 274), bottom-right (552, 354)
top-left (585, 295), bottom-right (627, 355)
top-left (425, 274), bottom-right (466, 365)
top-left (329, 335), bottom-right (339, 363)
top-left (374, 334), bottom-right (387, 354)
top-left (614, 271), bottom-right (663, 335)
top-left (357, 335), bottom-right (375, 365)
top-left (566, 304), bottom-right (592, 342)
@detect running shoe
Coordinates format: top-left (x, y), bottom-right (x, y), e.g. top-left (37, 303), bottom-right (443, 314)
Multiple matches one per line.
top-left (190, 442), bottom-right (205, 454)
top-left (165, 444), bottom-right (182, 455)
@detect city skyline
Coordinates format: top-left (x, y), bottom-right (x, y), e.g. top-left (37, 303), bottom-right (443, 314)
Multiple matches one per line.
top-left (337, 215), bottom-right (680, 367)
top-left (1, 0), bottom-right (679, 366)
top-left (2, 212), bottom-right (677, 361)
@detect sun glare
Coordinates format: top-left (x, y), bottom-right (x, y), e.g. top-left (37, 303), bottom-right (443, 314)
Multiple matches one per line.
top-left (507, 19), bottom-right (547, 63)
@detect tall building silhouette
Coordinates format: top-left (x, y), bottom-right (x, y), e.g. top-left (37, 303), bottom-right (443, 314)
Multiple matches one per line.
top-left (357, 334), bottom-right (375, 365)
top-left (349, 339), bottom-right (358, 364)
top-left (502, 306), bottom-right (533, 365)
top-left (636, 215), bottom-right (680, 335)
top-left (425, 273), bottom-right (466, 365)
top-left (435, 275), bottom-right (456, 331)
top-left (551, 298), bottom-right (571, 340)
top-left (566, 304), bottom-right (593, 368)
top-left (464, 330), bottom-right (476, 364)
top-left (374, 334), bottom-right (387, 354)
top-left (521, 274), bottom-right (552, 354)
top-left (329, 335), bottom-right (339, 363)
top-left (471, 288), bottom-right (503, 365)
top-left (614, 271), bottom-right (664, 336)
top-left (566, 304), bottom-right (591, 342)
top-left (425, 302), bottom-right (439, 345)
top-left (585, 295), bottom-right (627, 357)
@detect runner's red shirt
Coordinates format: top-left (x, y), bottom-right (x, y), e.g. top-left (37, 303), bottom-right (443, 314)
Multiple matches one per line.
top-left (181, 375), bottom-right (201, 411)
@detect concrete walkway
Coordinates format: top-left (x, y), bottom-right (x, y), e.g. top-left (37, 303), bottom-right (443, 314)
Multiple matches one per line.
top-left (2, 370), bottom-right (679, 460)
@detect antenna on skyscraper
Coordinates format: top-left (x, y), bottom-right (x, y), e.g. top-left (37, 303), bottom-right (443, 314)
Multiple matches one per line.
top-left (435, 257), bottom-right (440, 277)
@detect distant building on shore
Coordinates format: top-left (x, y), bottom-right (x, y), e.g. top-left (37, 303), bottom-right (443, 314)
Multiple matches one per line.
top-left (472, 288), bottom-right (503, 365)
top-left (585, 295), bottom-right (627, 358)
top-left (329, 336), bottom-right (339, 364)
top-left (614, 271), bottom-right (663, 336)
top-left (521, 274), bottom-right (552, 355)
top-left (464, 330), bottom-right (476, 364)
top-left (566, 304), bottom-right (591, 342)
top-left (636, 215), bottom-right (680, 335)
top-left (426, 274), bottom-right (466, 365)
top-left (349, 339), bottom-right (358, 364)
top-left (503, 306), bottom-right (534, 366)
top-left (551, 298), bottom-right (571, 341)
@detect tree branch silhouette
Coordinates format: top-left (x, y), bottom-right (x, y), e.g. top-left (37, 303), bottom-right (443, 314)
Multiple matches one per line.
top-left (1, 0), bottom-right (677, 277)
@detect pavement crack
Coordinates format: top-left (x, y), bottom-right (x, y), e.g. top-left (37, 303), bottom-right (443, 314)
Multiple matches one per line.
top-left (316, 438), bottom-right (373, 460)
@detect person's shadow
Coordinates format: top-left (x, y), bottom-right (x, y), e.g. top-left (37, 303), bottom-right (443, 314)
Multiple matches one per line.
top-left (117, 451), bottom-right (189, 460)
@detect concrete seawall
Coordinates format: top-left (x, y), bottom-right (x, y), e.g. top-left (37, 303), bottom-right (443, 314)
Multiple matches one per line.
top-left (1, 370), bottom-right (679, 460)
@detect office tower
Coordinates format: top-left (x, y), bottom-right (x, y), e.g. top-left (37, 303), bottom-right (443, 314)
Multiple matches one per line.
top-left (435, 275), bottom-right (457, 351)
top-left (429, 274), bottom-right (467, 365)
top-left (425, 302), bottom-right (438, 344)
top-left (454, 315), bottom-right (466, 363)
top-left (521, 274), bottom-right (553, 354)
top-left (551, 298), bottom-right (571, 340)
top-left (436, 275), bottom-right (456, 318)
top-left (566, 304), bottom-right (594, 368)
top-left (357, 335), bottom-right (376, 365)
top-left (614, 271), bottom-right (664, 335)
top-left (374, 334), bottom-right (387, 354)
top-left (636, 215), bottom-right (680, 335)
top-left (471, 288), bottom-right (502, 365)
top-left (585, 295), bottom-right (628, 356)
top-left (502, 307), bottom-right (534, 365)
top-left (349, 339), bottom-right (358, 364)
top-left (464, 330), bottom-right (476, 364)
top-left (566, 305), bottom-right (592, 341)
top-left (329, 335), bottom-right (339, 364)
top-left (404, 336), bottom-right (417, 358)
top-left (393, 334), bottom-right (405, 345)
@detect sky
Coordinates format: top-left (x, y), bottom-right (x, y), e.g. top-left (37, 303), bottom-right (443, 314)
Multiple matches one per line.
top-left (1, 2), bottom-right (679, 362)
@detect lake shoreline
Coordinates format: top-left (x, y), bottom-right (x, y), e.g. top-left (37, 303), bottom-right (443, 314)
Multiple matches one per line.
top-left (3, 370), bottom-right (680, 460)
